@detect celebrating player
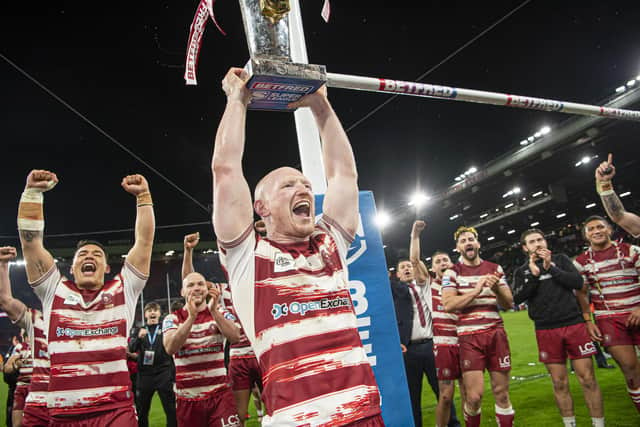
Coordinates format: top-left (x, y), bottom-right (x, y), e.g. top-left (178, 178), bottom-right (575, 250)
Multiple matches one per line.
top-left (512, 229), bottom-right (603, 427)
top-left (574, 215), bottom-right (640, 413)
top-left (163, 272), bottom-right (241, 427)
top-left (212, 68), bottom-right (382, 426)
top-left (17, 170), bottom-right (155, 426)
top-left (442, 226), bottom-right (514, 427)
top-left (0, 246), bottom-right (50, 427)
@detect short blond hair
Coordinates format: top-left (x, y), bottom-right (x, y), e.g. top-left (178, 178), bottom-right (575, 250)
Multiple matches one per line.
top-left (454, 226), bottom-right (478, 242)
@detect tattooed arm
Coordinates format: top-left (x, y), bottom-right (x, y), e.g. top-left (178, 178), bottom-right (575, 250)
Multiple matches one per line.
top-left (596, 153), bottom-right (640, 237)
top-left (18, 170), bottom-right (57, 283)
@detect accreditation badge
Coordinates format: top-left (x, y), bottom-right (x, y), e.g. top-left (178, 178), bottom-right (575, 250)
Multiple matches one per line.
top-left (143, 350), bottom-right (155, 366)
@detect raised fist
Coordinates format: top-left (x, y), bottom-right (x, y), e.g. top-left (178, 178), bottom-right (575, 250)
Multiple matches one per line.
top-left (412, 220), bottom-right (426, 235)
top-left (25, 170), bottom-right (58, 192)
top-left (595, 153), bottom-right (616, 182)
top-left (0, 247), bottom-right (17, 263)
top-left (221, 67), bottom-right (251, 105)
top-left (184, 233), bottom-right (200, 250)
top-left (121, 174), bottom-right (150, 196)
top-left (254, 220), bottom-right (266, 236)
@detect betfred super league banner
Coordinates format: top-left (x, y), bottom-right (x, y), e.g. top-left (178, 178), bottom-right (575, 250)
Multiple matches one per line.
top-left (315, 191), bottom-right (414, 427)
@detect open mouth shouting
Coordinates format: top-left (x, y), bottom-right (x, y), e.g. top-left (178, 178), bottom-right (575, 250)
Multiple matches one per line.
top-left (292, 199), bottom-right (312, 220)
top-left (80, 260), bottom-right (97, 276)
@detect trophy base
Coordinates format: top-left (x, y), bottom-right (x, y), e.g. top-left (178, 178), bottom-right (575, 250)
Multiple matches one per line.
top-left (245, 57), bottom-right (327, 111)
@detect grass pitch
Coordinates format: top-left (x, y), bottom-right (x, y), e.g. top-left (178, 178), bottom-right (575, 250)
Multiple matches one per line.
top-left (1, 311), bottom-right (637, 426)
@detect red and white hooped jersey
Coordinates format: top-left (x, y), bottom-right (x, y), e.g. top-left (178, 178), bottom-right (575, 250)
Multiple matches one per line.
top-left (441, 260), bottom-right (508, 336)
top-left (219, 281), bottom-right (255, 359)
top-left (12, 341), bottom-right (33, 386)
top-left (219, 215), bottom-right (381, 427)
top-left (431, 278), bottom-right (459, 346)
top-left (574, 242), bottom-right (640, 318)
top-left (16, 308), bottom-right (49, 406)
top-left (31, 263), bottom-right (146, 415)
top-left (162, 306), bottom-right (234, 400)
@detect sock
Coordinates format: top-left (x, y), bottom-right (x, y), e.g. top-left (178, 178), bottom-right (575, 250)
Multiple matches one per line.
top-left (495, 404), bottom-right (515, 427)
top-left (591, 417), bottom-right (605, 427)
top-left (562, 416), bottom-right (576, 427)
top-left (628, 386), bottom-right (640, 413)
top-left (464, 404), bottom-right (481, 427)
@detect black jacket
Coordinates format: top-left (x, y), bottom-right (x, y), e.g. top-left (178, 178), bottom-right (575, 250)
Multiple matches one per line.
top-left (129, 323), bottom-right (174, 375)
top-left (390, 279), bottom-right (416, 346)
top-left (511, 253), bottom-right (584, 330)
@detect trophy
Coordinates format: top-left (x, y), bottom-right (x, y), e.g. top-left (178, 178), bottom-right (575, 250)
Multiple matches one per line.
top-left (239, 0), bottom-right (327, 111)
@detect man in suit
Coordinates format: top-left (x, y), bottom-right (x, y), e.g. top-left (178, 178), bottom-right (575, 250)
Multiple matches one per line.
top-left (391, 221), bottom-right (460, 427)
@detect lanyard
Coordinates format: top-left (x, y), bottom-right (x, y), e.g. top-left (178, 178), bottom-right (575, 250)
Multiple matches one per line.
top-left (147, 326), bottom-right (159, 346)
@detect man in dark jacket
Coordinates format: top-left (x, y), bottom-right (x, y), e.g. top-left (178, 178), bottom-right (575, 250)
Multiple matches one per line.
top-left (129, 302), bottom-right (177, 427)
top-left (511, 228), bottom-right (604, 427)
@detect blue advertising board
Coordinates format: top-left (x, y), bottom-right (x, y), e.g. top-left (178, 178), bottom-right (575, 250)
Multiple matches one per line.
top-left (316, 191), bottom-right (414, 427)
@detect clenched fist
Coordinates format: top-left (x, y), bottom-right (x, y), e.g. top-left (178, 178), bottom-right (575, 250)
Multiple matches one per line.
top-left (25, 170), bottom-right (58, 192)
top-left (0, 247), bottom-right (17, 263)
top-left (121, 174), bottom-right (150, 196)
top-left (184, 233), bottom-right (200, 251)
top-left (222, 67), bottom-right (251, 105)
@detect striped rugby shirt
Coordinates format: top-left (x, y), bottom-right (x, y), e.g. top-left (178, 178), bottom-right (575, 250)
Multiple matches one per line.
top-left (31, 263), bottom-right (146, 415)
top-left (16, 308), bottom-right (49, 407)
top-left (431, 277), bottom-right (459, 346)
top-left (12, 341), bottom-right (33, 386)
top-left (220, 281), bottom-right (255, 359)
top-left (219, 215), bottom-right (381, 427)
top-left (162, 305), bottom-right (234, 400)
top-left (442, 260), bottom-right (508, 335)
top-left (574, 242), bottom-right (640, 318)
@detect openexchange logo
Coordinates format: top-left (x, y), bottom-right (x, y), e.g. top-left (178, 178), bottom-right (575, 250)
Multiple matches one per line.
top-left (56, 326), bottom-right (119, 338)
top-left (271, 297), bottom-right (352, 320)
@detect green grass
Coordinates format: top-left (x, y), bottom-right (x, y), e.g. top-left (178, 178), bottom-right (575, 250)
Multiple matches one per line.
top-left (1, 311), bottom-right (638, 426)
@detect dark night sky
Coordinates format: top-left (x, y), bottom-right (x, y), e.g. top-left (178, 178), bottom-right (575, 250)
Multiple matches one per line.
top-left (1, 1), bottom-right (640, 257)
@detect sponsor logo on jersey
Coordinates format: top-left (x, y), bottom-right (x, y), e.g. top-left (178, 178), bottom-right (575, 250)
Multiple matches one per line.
top-left (274, 252), bottom-right (296, 273)
top-left (271, 296), bottom-right (352, 320)
top-left (56, 326), bottom-right (119, 338)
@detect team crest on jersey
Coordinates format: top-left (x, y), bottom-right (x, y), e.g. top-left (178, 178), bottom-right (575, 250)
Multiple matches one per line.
top-left (101, 293), bottom-right (114, 307)
top-left (274, 252), bottom-right (296, 273)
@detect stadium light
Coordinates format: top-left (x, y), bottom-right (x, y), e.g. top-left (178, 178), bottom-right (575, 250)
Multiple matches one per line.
top-left (449, 214), bottom-right (460, 221)
top-left (425, 257), bottom-right (432, 262)
top-left (505, 203), bottom-right (514, 209)
top-left (487, 236), bottom-right (495, 241)
top-left (534, 131), bottom-right (542, 138)
top-left (615, 85), bottom-right (626, 93)
top-left (581, 156), bottom-right (591, 164)
top-left (375, 211), bottom-right (391, 229)
top-left (468, 167), bottom-right (478, 174)
top-left (408, 192), bottom-right (430, 207)
top-left (585, 203), bottom-right (597, 209)
top-left (513, 187), bottom-right (521, 194)
top-left (532, 191), bottom-right (543, 197)
top-left (620, 191), bottom-right (631, 198)
top-left (165, 250), bottom-right (175, 256)
top-left (628, 80), bottom-right (637, 87)
top-left (527, 136), bottom-right (535, 142)
top-left (520, 140), bottom-right (529, 146)
top-left (203, 248), bottom-right (215, 254)
top-left (540, 126), bottom-right (551, 135)
top-left (507, 229), bottom-right (516, 235)
top-left (121, 254), bottom-right (127, 258)
top-left (530, 221), bottom-right (540, 227)
top-left (556, 213), bottom-right (567, 218)
top-left (480, 213), bottom-right (489, 219)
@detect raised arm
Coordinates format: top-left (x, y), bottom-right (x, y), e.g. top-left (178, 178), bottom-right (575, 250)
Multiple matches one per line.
top-left (17, 170), bottom-right (58, 283)
top-left (212, 68), bottom-right (254, 243)
top-left (409, 221), bottom-right (430, 284)
top-left (182, 233), bottom-right (199, 280)
top-left (0, 247), bottom-right (27, 323)
top-left (121, 175), bottom-right (155, 276)
top-left (290, 87), bottom-right (359, 236)
top-left (596, 153), bottom-right (640, 237)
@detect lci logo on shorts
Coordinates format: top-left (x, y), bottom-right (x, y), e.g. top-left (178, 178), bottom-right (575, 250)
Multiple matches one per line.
top-left (603, 334), bottom-right (611, 345)
top-left (498, 355), bottom-right (511, 368)
top-left (221, 414), bottom-right (241, 427)
top-left (540, 351), bottom-right (548, 360)
top-left (463, 359), bottom-right (471, 368)
top-left (579, 342), bottom-right (596, 355)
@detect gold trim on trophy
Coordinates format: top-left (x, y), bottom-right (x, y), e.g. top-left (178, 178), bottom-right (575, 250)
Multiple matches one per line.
top-left (260, 0), bottom-right (290, 24)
